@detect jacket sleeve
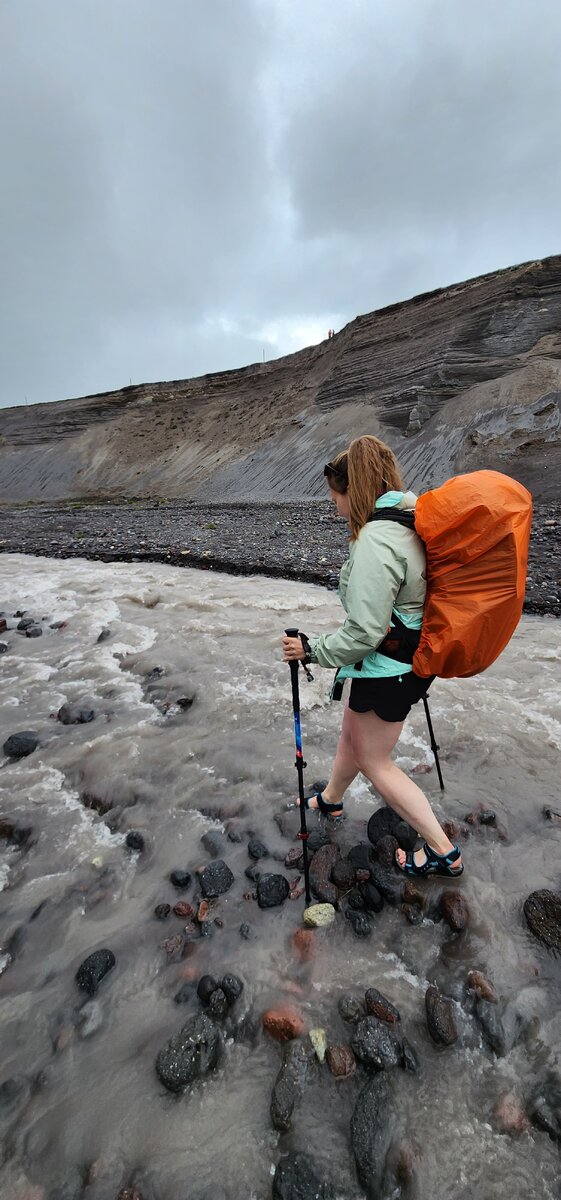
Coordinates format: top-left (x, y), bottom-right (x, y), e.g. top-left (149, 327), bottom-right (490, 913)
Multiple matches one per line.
top-left (308, 529), bottom-right (405, 669)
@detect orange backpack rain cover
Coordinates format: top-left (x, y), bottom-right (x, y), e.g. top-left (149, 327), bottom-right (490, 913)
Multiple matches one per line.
top-left (413, 471), bottom-right (533, 679)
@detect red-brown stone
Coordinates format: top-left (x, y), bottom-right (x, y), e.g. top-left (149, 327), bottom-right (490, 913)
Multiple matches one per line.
top-left (493, 1092), bottom-right (530, 1136)
top-left (326, 1044), bottom-right (356, 1077)
top-left (173, 901), bottom-right (193, 917)
top-left (440, 890), bottom-right (469, 932)
top-left (262, 1006), bottom-right (306, 1041)
top-left (467, 970), bottom-right (497, 1002)
top-left (292, 928), bottom-right (315, 962)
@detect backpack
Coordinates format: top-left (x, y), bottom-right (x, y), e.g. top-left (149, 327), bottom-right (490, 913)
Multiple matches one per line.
top-left (371, 470), bottom-right (533, 679)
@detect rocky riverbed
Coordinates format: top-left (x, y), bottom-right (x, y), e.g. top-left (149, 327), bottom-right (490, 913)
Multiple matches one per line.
top-left (0, 499), bottom-right (559, 616)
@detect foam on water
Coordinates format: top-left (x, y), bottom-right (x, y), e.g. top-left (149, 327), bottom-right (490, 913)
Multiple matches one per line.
top-left (1, 554), bottom-right (560, 1199)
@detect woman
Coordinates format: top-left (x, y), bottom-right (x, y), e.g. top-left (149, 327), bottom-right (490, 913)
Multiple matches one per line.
top-left (282, 435), bottom-right (463, 878)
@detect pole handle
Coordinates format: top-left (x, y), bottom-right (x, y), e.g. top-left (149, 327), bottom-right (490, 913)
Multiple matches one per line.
top-left (285, 627), bottom-right (299, 637)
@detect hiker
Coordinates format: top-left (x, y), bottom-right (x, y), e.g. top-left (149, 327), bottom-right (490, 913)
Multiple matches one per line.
top-left (282, 434), bottom-right (463, 879)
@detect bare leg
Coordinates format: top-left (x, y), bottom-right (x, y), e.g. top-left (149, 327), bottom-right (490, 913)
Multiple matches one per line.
top-left (307, 706), bottom-right (359, 812)
top-left (348, 708), bottom-right (461, 867)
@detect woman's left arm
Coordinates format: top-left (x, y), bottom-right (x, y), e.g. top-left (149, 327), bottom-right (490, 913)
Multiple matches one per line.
top-left (308, 529), bottom-right (404, 669)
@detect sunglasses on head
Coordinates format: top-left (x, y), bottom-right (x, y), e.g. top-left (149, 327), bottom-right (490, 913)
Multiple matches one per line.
top-left (323, 461), bottom-right (347, 480)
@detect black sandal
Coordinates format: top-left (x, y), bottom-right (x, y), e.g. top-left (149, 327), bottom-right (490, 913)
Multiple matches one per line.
top-left (395, 841), bottom-right (463, 878)
top-left (285, 791), bottom-right (344, 819)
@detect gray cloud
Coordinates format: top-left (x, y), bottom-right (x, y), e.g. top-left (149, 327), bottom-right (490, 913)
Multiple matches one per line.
top-left (1, 0), bottom-right (560, 406)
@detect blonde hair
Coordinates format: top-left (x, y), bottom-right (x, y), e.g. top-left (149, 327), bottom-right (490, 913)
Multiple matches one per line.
top-left (326, 435), bottom-right (404, 540)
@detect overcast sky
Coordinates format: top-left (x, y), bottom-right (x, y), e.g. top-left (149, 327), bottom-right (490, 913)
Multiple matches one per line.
top-left (1, 0), bottom-right (561, 408)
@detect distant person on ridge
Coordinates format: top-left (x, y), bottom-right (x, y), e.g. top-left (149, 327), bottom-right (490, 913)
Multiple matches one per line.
top-left (282, 434), bottom-right (463, 878)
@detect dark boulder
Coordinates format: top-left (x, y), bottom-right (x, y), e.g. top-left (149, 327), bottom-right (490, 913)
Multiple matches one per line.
top-left (256, 873), bottom-right (289, 908)
top-left (401, 1039), bottom-right (420, 1074)
top-left (248, 838), bottom-right (269, 860)
top-left (425, 985), bottom-right (457, 1046)
top-left (0, 642), bottom-right (7, 654)
top-left (125, 831), bottom-right (145, 852)
top-left (440, 890), bottom-right (470, 932)
top-left (57, 702), bottom-right (96, 725)
top-left (307, 828), bottom-right (331, 853)
top-left (154, 903), bottom-right (171, 920)
top-left (351, 1016), bottom-right (402, 1071)
top-left (348, 842), bottom-right (374, 873)
top-left (309, 843), bottom-right (339, 905)
top-left (170, 869), bottom-right (192, 890)
top-left (201, 830), bottom-right (226, 858)
top-left (338, 994), bottom-right (364, 1023)
top-left (221, 974), bottom-right (243, 1006)
top-left (197, 974), bottom-right (219, 1005)
top-left (360, 881), bottom-right (384, 913)
top-left (524, 889), bottom-right (561, 952)
top-left (351, 1074), bottom-right (394, 1200)
top-left (374, 834), bottom-right (399, 867)
top-left (96, 627), bottom-right (112, 643)
top-left (155, 1011), bottom-right (221, 1092)
top-left (272, 1152), bottom-right (334, 1200)
top-left (16, 617), bottom-right (35, 631)
top-left (209, 988), bottom-right (229, 1019)
top-left (331, 857), bottom-right (356, 890)
top-left (200, 860), bottom-right (235, 899)
top-left (365, 988), bottom-right (400, 1024)
top-left (369, 860), bottom-right (402, 906)
top-left (367, 806), bottom-right (417, 851)
top-left (25, 625), bottom-right (43, 638)
top-left (75, 949), bottom-right (116, 995)
top-left (3, 731), bottom-right (39, 759)
top-left (530, 1071), bottom-right (561, 1142)
top-left (270, 1038), bottom-right (312, 1131)
top-left (345, 909), bottom-right (372, 937)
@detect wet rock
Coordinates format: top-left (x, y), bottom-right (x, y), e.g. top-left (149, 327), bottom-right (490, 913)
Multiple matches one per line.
top-left (245, 863), bottom-right (261, 882)
top-left (155, 1011), bottom-right (221, 1092)
top-left (76, 999), bottom-right (103, 1038)
top-left (493, 1091), bottom-right (530, 1136)
top-left (125, 831), bottom-right (145, 852)
top-left (81, 791), bottom-right (113, 815)
top-left (263, 1006), bottom-right (305, 1041)
top-left (0, 642), bottom-right (7, 654)
top-left (169, 869), bottom-right (192, 890)
top-left (0, 617), bottom-right (6, 632)
top-left (160, 933), bottom-right (184, 959)
top-left (75, 949), bottom-right (116, 995)
top-left (402, 881), bottom-right (425, 908)
top-left (480, 810), bottom-right (497, 826)
top-left (307, 829), bottom-right (330, 853)
top-left (0, 1074), bottom-right (31, 1132)
top-left (292, 928), bottom-right (315, 962)
top-left (365, 988), bottom-right (400, 1024)
top-left (0, 818), bottom-right (33, 847)
top-left (348, 842), bottom-right (374, 873)
top-left (197, 974), bottom-right (219, 1005)
top-left (221, 974), bottom-right (243, 1006)
top-left (309, 1027), bottom-right (327, 1062)
top-left (375, 834), bottom-right (399, 867)
top-left (360, 881), bottom-right (384, 913)
top-left (3, 731), bottom-right (39, 759)
top-left (345, 909), bottom-right (372, 937)
top-left (272, 1152), bottom-right (334, 1200)
top-left (25, 625), bottom-right (43, 638)
top-left (524, 889), bottom-right (561, 952)
top-left (425, 985), bottom-right (458, 1046)
top-left (174, 981), bottom-right (197, 1004)
top-left (201, 830), bottom-right (226, 858)
top-left (327, 1044), bottom-right (356, 1077)
top-left (96, 627), bottom-right (112, 642)
top-left (197, 899), bottom-right (210, 923)
top-left (154, 903), bottom-right (171, 920)
top-left (57, 702), bottom-right (95, 725)
top-left (303, 902), bottom-right (335, 927)
top-left (209, 988), bottom-right (229, 1019)
top-left (271, 1039), bottom-right (312, 1131)
top-left (17, 616), bottom-right (35, 631)
top-left (401, 903), bottom-right (423, 925)
top-left (351, 1074), bottom-right (394, 1200)
top-left (173, 900), bottom-right (193, 918)
top-left (331, 857), bottom-right (356, 890)
top-left (369, 860), bottom-right (402, 906)
top-left (401, 1039), bottom-right (420, 1073)
top-left (529, 1072), bottom-right (561, 1141)
top-left (256, 873), bottom-right (290, 908)
top-left (367, 806), bottom-right (417, 851)
top-left (351, 1016), bottom-right (402, 1071)
top-left (474, 997), bottom-right (508, 1056)
top-left (338, 994), bottom-right (364, 1023)
top-left (239, 922), bottom-right (253, 940)
top-left (309, 843), bottom-right (339, 905)
top-left (248, 837), bottom-right (269, 860)
top-left (285, 846), bottom-right (304, 869)
top-left (440, 890), bottom-right (470, 932)
top-left (346, 887), bottom-right (365, 910)
top-left (467, 970), bottom-right (497, 1002)
top-left (200, 860), bottom-right (235, 899)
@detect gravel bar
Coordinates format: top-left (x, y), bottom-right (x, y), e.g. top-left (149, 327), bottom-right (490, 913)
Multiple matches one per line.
top-left (0, 499), bottom-right (559, 617)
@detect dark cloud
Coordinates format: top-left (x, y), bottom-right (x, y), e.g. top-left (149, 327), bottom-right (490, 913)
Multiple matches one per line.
top-left (1, 0), bottom-right (560, 406)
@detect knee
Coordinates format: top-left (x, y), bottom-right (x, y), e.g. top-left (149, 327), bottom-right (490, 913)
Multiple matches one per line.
top-left (355, 755), bottom-right (394, 792)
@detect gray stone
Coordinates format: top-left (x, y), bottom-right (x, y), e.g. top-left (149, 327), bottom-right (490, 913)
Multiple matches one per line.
top-left (199, 859), bottom-right (235, 898)
top-left (524, 889), bottom-right (561, 952)
top-left (3, 731), bottom-right (39, 759)
top-left (351, 1016), bottom-right (402, 1071)
top-left (256, 873), bottom-right (289, 908)
top-left (155, 1011), bottom-right (221, 1093)
top-left (75, 948), bottom-right (116, 995)
top-left (351, 1074), bottom-right (394, 1200)
top-left (270, 1039), bottom-right (312, 1131)
top-left (272, 1152), bottom-right (334, 1200)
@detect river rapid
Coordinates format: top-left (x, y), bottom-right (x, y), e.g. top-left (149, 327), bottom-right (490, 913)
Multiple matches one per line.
top-left (1, 553), bottom-right (560, 1200)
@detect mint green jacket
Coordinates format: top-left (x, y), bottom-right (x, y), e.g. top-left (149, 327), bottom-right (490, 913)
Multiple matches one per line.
top-left (308, 491), bottom-right (426, 680)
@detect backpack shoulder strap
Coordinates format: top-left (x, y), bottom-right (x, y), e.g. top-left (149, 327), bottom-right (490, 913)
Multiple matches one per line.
top-left (367, 510), bottom-right (416, 530)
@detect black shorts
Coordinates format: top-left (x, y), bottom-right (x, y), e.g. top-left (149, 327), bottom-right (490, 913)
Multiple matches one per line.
top-left (348, 672), bottom-right (434, 723)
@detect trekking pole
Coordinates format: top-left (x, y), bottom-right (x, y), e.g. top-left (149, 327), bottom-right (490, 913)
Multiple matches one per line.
top-left (285, 627), bottom-right (312, 905)
top-left (422, 695), bottom-right (445, 791)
